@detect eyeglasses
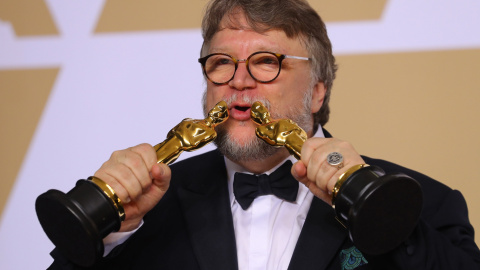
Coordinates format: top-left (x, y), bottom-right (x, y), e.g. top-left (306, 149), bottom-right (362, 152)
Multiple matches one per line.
top-left (198, 51), bottom-right (311, 85)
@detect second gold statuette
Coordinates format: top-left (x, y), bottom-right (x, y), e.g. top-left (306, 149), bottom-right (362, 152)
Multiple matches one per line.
top-left (249, 101), bottom-right (423, 256)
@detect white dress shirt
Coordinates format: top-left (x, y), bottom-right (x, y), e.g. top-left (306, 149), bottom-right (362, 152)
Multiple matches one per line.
top-left (225, 128), bottom-right (324, 270)
top-left (225, 157), bottom-right (314, 270)
top-left (104, 129), bottom-right (325, 270)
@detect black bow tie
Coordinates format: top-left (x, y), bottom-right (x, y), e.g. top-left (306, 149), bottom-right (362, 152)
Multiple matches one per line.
top-left (233, 160), bottom-right (299, 210)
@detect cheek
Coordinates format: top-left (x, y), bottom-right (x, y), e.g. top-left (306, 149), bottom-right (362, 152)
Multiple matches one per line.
top-left (276, 90), bottom-right (306, 110)
top-left (205, 87), bottom-right (220, 108)
top-left (276, 77), bottom-right (309, 100)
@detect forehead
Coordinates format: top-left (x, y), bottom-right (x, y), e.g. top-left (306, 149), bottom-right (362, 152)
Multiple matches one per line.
top-left (206, 9), bottom-right (306, 55)
top-left (209, 30), bottom-right (288, 52)
top-left (209, 28), bottom-right (305, 56)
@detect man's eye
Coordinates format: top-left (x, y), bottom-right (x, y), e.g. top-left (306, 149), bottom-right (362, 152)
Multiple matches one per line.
top-left (252, 56), bottom-right (279, 67)
top-left (256, 57), bottom-right (277, 65)
top-left (262, 57), bottom-right (277, 64)
top-left (215, 58), bottom-right (233, 65)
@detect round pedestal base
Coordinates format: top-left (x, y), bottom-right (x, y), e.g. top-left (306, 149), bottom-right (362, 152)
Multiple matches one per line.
top-left (35, 180), bottom-right (121, 267)
top-left (335, 166), bottom-right (423, 255)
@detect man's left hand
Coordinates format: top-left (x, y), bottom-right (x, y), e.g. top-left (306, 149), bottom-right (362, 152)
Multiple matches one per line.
top-left (291, 137), bottom-right (365, 205)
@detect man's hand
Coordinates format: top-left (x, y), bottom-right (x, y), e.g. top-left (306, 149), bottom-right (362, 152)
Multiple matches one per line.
top-left (291, 138), bottom-right (365, 205)
top-left (93, 143), bottom-right (171, 232)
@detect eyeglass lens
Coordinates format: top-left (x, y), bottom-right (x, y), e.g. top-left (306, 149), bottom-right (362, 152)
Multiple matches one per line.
top-left (203, 52), bottom-right (281, 84)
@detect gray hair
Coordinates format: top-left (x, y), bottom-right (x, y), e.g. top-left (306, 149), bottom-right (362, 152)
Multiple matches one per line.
top-left (201, 0), bottom-right (337, 131)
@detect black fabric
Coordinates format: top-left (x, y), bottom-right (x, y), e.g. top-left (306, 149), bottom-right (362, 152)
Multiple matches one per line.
top-left (47, 130), bottom-right (480, 270)
top-left (233, 160), bottom-right (298, 210)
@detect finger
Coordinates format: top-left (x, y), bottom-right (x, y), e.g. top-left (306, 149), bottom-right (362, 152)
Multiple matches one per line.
top-left (107, 143), bottom-right (157, 198)
top-left (300, 138), bottom-right (323, 165)
top-left (106, 162), bottom-right (143, 202)
top-left (303, 139), bottom-right (346, 194)
top-left (292, 161), bottom-right (333, 205)
top-left (107, 149), bottom-right (145, 199)
top-left (292, 161), bottom-right (320, 192)
top-left (136, 164), bottom-right (171, 208)
top-left (94, 170), bottom-right (131, 204)
top-left (151, 163), bottom-right (171, 191)
top-left (314, 160), bottom-right (340, 193)
top-left (292, 161), bottom-right (317, 191)
top-left (305, 148), bottom-right (328, 188)
top-left (127, 143), bottom-right (157, 191)
top-left (291, 161), bottom-right (307, 184)
top-left (302, 138), bottom-right (334, 187)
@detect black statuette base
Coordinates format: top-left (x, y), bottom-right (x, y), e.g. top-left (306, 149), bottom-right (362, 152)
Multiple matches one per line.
top-left (35, 179), bottom-right (122, 267)
top-left (334, 166), bottom-right (423, 255)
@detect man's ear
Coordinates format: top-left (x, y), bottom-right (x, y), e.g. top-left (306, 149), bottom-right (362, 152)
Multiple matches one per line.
top-left (310, 81), bottom-right (327, 114)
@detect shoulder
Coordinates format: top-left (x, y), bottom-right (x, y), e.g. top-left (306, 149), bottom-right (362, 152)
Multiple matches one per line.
top-left (169, 149), bottom-right (227, 187)
top-left (360, 156), bottom-right (467, 220)
top-left (170, 149), bottom-right (224, 173)
top-left (361, 156), bottom-right (451, 194)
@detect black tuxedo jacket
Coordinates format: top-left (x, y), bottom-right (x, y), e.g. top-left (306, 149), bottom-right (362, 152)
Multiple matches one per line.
top-left (49, 150), bottom-right (480, 270)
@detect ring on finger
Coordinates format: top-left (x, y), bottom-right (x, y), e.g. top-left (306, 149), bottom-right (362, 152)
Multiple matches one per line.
top-left (327, 152), bottom-right (344, 169)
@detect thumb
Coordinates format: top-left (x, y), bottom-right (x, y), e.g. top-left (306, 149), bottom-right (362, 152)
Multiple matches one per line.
top-left (291, 161), bottom-right (308, 185)
top-left (292, 161), bottom-right (332, 205)
top-left (151, 163), bottom-right (171, 190)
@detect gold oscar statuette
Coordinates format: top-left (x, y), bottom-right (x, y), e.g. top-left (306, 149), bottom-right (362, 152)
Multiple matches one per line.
top-left (250, 101), bottom-right (307, 160)
top-left (154, 100), bottom-right (229, 164)
top-left (35, 101), bottom-right (229, 267)
top-left (250, 101), bottom-right (423, 256)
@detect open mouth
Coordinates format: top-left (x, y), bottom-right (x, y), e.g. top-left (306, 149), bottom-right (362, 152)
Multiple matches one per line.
top-left (234, 105), bottom-right (250, 112)
top-left (229, 104), bottom-right (252, 121)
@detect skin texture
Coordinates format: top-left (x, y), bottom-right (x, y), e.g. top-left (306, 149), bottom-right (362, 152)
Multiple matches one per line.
top-left (204, 15), bottom-right (325, 173)
top-left (94, 11), bottom-right (364, 232)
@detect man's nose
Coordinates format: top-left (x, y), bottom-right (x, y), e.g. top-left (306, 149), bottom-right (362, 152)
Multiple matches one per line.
top-left (228, 61), bottom-right (256, 90)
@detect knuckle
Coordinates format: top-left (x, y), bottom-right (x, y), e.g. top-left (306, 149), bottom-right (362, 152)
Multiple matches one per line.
top-left (140, 175), bottom-right (153, 189)
top-left (127, 152), bottom-right (144, 170)
top-left (136, 143), bottom-right (153, 153)
top-left (310, 150), bottom-right (323, 164)
top-left (110, 149), bottom-right (124, 159)
top-left (136, 143), bottom-right (157, 164)
top-left (124, 179), bottom-right (142, 198)
top-left (327, 178), bottom-right (336, 192)
top-left (117, 168), bottom-right (133, 183)
top-left (96, 175), bottom-right (128, 202)
top-left (303, 138), bottom-right (314, 148)
top-left (338, 140), bottom-right (352, 149)
top-left (111, 184), bottom-right (128, 201)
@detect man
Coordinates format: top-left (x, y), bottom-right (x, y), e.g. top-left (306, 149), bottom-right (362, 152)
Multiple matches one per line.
top-left (49, 0), bottom-right (480, 269)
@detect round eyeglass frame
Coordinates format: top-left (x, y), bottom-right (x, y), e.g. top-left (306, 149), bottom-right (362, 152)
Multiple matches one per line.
top-left (198, 51), bottom-right (310, 85)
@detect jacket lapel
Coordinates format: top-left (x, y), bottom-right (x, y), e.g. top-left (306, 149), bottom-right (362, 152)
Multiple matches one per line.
top-left (176, 151), bottom-right (238, 270)
top-left (172, 145), bottom-right (350, 270)
top-left (288, 197), bottom-right (349, 270)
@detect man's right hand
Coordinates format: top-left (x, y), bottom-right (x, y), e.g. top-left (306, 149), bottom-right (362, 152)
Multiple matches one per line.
top-left (93, 143), bottom-right (172, 232)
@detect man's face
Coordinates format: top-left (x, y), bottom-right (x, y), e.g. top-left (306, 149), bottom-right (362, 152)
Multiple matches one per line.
top-left (203, 14), bottom-right (325, 162)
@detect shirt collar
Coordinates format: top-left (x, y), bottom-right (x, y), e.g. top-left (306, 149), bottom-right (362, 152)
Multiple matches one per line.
top-left (224, 127), bottom-right (325, 207)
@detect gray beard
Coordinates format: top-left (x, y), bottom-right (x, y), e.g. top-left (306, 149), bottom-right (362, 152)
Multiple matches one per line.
top-left (202, 90), bottom-right (314, 163)
top-left (215, 126), bottom-right (280, 162)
